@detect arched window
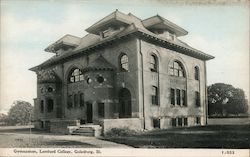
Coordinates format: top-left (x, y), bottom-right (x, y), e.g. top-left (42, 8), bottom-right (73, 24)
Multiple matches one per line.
top-left (69, 68), bottom-right (84, 83)
top-left (120, 54), bottom-right (129, 71)
top-left (170, 61), bottom-right (185, 77)
top-left (150, 54), bottom-right (158, 72)
top-left (194, 66), bottom-right (200, 80)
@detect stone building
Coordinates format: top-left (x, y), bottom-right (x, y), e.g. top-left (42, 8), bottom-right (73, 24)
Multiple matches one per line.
top-left (30, 10), bottom-right (214, 134)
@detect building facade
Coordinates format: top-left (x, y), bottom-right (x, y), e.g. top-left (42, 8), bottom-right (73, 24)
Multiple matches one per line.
top-left (30, 10), bottom-right (214, 133)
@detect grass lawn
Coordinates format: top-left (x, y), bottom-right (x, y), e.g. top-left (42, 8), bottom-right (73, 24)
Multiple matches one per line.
top-left (0, 127), bottom-right (130, 148)
top-left (104, 125), bottom-right (250, 148)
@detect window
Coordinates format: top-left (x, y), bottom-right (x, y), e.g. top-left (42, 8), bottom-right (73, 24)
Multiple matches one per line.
top-left (153, 118), bottom-right (160, 128)
top-left (86, 78), bottom-right (92, 84)
top-left (171, 88), bottom-right (187, 107)
top-left (69, 68), bottom-right (84, 83)
top-left (120, 54), bottom-right (129, 71)
top-left (150, 55), bottom-right (158, 72)
top-left (67, 95), bottom-right (73, 109)
top-left (47, 99), bottom-right (54, 112)
top-left (97, 76), bottom-right (104, 83)
top-left (74, 94), bottom-right (78, 108)
top-left (47, 87), bottom-right (53, 92)
top-left (79, 93), bottom-right (84, 107)
top-left (176, 89), bottom-right (181, 106)
top-left (181, 90), bottom-right (187, 106)
top-left (40, 100), bottom-right (44, 113)
top-left (195, 91), bottom-right (200, 107)
top-left (151, 86), bottom-right (159, 105)
top-left (170, 88), bottom-right (175, 105)
top-left (196, 117), bottom-right (201, 125)
top-left (171, 118), bottom-right (176, 127)
top-left (194, 66), bottom-right (200, 80)
top-left (40, 121), bottom-right (44, 128)
top-left (170, 61), bottom-right (185, 77)
top-left (98, 103), bottom-right (105, 118)
top-left (184, 118), bottom-right (188, 126)
top-left (172, 117), bottom-right (188, 127)
top-left (177, 117), bottom-right (182, 126)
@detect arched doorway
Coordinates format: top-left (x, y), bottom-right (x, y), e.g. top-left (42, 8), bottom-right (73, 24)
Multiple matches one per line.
top-left (119, 88), bottom-right (132, 118)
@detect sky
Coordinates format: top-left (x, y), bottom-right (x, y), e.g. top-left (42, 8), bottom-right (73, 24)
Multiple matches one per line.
top-left (0, 0), bottom-right (249, 113)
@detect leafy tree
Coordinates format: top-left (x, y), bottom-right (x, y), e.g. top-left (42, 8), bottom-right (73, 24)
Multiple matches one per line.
top-left (0, 113), bottom-right (8, 126)
top-left (6, 100), bottom-right (33, 125)
top-left (208, 83), bottom-right (249, 117)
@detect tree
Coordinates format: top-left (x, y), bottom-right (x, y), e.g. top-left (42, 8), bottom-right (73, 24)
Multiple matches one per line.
top-left (208, 83), bottom-right (249, 117)
top-left (6, 100), bottom-right (33, 125)
top-left (0, 113), bottom-right (8, 126)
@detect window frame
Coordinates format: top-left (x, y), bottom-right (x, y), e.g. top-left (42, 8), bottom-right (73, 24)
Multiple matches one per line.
top-left (194, 66), bottom-right (200, 80)
top-left (170, 88), bottom-right (175, 105)
top-left (153, 118), bottom-right (160, 129)
top-left (46, 98), bottom-right (54, 113)
top-left (120, 54), bottom-right (129, 72)
top-left (67, 95), bottom-right (73, 109)
top-left (68, 68), bottom-right (84, 83)
top-left (195, 91), bottom-right (201, 107)
top-left (170, 61), bottom-right (185, 77)
top-left (196, 117), bottom-right (201, 125)
top-left (40, 100), bottom-right (44, 113)
top-left (150, 54), bottom-right (158, 72)
top-left (79, 93), bottom-right (84, 107)
top-left (151, 86), bottom-right (159, 105)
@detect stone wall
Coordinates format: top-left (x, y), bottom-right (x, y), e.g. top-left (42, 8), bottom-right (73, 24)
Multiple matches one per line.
top-left (139, 40), bottom-right (207, 130)
top-left (50, 119), bottom-right (79, 134)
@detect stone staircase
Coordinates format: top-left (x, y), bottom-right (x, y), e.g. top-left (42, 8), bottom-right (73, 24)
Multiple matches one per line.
top-left (71, 127), bottom-right (95, 136)
top-left (70, 124), bottom-right (102, 137)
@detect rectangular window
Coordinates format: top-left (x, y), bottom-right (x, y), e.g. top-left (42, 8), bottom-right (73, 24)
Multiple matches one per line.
top-left (177, 117), bottom-right (182, 126)
top-left (40, 100), bottom-right (44, 113)
top-left (171, 118), bottom-right (176, 127)
top-left (40, 121), bottom-right (44, 128)
top-left (182, 90), bottom-right (187, 106)
top-left (98, 103), bottom-right (105, 118)
top-left (153, 118), bottom-right (160, 128)
top-left (152, 86), bottom-right (158, 105)
top-left (176, 89), bottom-right (181, 106)
top-left (184, 118), bottom-right (188, 126)
top-left (195, 91), bottom-right (200, 107)
top-left (80, 93), bottom-right (84, 107)
top-left (196, 117), bottom-right (201, 125)
top-left (74, 94), bottom-right (78, 108)
top-left (67, 95), bottom-right (73, 109)
top-left (170, 88), bottom-right (175, 105)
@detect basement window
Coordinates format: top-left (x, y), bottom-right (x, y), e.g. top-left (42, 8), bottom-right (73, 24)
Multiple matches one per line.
top-left (196, 117), bottom-right (201, 125)
top-left (171, 118), bottom-right (176, 127)
top-left (153, 118), bottom-right (160, 129)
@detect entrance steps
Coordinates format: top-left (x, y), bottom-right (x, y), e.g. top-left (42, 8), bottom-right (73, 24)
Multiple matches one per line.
top-left (70, 124), bottom-right (102, 137)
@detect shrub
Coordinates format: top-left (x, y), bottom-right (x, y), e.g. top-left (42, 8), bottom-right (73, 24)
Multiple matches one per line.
top-left (105, 127), bottom-right (139, 137)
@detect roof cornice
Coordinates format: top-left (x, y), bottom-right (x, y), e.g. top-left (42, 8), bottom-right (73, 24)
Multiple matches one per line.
top-left (30, 29), bottom-right (214, 71)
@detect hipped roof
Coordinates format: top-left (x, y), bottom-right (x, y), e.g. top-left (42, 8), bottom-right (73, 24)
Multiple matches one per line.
top-left (30, 10), bottom-right (214, 71)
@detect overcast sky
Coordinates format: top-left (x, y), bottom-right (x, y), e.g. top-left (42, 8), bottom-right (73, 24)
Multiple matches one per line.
top-left (0, 0), bottom-right (249, 113)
